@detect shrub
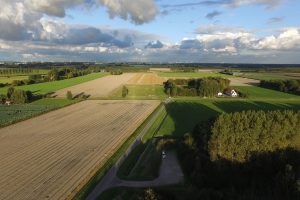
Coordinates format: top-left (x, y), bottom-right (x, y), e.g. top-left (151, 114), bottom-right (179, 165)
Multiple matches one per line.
top-left (11, 89), bottom-right (28, 104)
top-left (66, 91), bottom-right (73, 100)
top-left (122, 86), bottom-right (128, 97)
top-left (12, 80), bottom-right (25, 86)
top-left (7, 87), bottom-right (15, 99)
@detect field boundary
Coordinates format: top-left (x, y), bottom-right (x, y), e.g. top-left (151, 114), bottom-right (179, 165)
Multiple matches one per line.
top-left (73, 102), bottom-right (164, 200)
top-left (0, 99), bottom-right (81, 128)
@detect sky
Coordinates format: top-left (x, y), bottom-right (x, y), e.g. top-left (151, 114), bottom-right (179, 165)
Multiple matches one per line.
top-left (0, 0), bottom-right (300, 63)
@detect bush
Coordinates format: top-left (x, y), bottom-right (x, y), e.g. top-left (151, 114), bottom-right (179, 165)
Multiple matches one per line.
top-left (11, 89), bottom-right (28, 104)
top-left (7, 87), bottom-right (15, 99)
top-left (122, 86), bottom-right (128, 97)
top-left (12, 80), bottom-right (25, 86)
top-left (66, 91), bottom-right (73, 100)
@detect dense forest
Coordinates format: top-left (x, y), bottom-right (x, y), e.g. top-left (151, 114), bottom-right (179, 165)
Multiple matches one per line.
top-left (176, 110), bottom-right (300, 200)
top-left (163, 78), bottom-right (230, 97)
top-left (260, 80), bottom-right (300, 95)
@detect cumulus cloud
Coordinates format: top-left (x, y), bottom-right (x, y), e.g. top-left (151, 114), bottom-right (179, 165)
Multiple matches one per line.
top-left (145, 40), bottom-right (164, 48)
top-left (97, 0), bottom-right (158, 24)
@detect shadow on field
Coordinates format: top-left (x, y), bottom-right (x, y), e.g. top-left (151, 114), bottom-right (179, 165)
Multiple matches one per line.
top-left (164, 101), bottom-right (220, 137)
top-left (213, 100), bottom-right (300, 113)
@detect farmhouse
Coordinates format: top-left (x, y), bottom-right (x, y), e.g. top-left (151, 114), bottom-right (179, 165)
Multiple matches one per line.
top-left (224, 89), bottom-right (238, 97)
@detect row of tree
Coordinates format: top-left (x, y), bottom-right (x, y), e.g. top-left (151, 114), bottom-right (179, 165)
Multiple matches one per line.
top-left (176, 110), bottom-right (300, 199)
top-left (163, 78), bottom-right (230, 97)
top-left (0, 68), bottom-right (38, 75)
top-left (260, 79), bottom-right (300, 95)
top-left (1, 87), bottom-right (32, 104)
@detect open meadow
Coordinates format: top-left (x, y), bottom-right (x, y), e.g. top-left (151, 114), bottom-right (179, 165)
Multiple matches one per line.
top-left (0, 100), bottom-right (159, 200)
top-left (0, 73), bottom-right (108, 95)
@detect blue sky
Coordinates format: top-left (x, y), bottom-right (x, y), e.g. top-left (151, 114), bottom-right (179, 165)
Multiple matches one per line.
top-left (0, 0), bottom-right (300, 63)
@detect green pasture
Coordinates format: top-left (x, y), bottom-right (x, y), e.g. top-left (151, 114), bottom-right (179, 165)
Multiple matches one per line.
top-left (0, 75), bottom-right (29, 84)
top-left (0, 73), bottom-right (108, 95)
top-left (157, 99), bottom-right (300, 137)
top-left (240, 72), bottom-right (300, 80)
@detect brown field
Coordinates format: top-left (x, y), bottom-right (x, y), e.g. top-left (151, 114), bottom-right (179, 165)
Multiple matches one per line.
top-left (0, 100), bottom-right (159, 200)
top-left (149, 68), bottom-right (171, 72)
top-left (127, 73), bottom-right (166, 85)
top-left (54, 73), bottom-right (136, 98)
top-left (229, 77), bottom-right (260, 86)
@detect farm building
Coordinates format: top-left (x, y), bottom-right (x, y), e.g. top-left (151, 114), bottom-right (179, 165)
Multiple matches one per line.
top-left (224, 89), bottom-right (238, 97)
top-left (217, 92), bottom-right (223, 97)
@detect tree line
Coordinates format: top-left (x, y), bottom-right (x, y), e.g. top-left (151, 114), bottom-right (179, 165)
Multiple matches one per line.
top-left (260, 79), bottom-right (300, 95)
top-left (176, 110), bottom-right (300, 200)
top-left (0, 87), bottom-right (32, 104)
top-left (163, 78), bottom-right (230, 97)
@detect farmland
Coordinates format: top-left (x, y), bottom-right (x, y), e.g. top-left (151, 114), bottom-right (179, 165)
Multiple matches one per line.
top-left (156, 71), bottom-right (234, 78)
top-left (0, 100), bottom-right (159, 200)
top-left (240, 72), bottom-right (300, 80)
top-left (109, 85), bottom-right (167, 100)
top-left (0, 98), bottom-right (76, 127)
top-left (127, 73), bottom-right (166, 85)
top-left (54, 73), bottom-right (134, 98)
top-left (0, 72), bottom-right (108, 95)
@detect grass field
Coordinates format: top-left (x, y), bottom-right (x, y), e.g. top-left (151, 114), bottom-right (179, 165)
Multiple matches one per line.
top-left (156, 71), bottom-right (234, 78)
top-left (0, 98), bottom-right (75, 127)
top-left (109, 85), bottom-right (167, 100)
top-left (0, 75), bottom-right (29, 84)
top-left (240, 72), bottom-right (300, 80)
top-left (236, 86), bottom-right (300, 99)
top-left (0, 72), bottom-right (108, 95)
top-left (157, 99), bottom-right (300, 137)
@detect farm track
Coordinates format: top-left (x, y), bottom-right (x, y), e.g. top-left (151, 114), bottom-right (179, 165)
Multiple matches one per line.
top-left (54, 73), bottom-right (136, 98)
top-left (0, 100), bottom-right (160, 200)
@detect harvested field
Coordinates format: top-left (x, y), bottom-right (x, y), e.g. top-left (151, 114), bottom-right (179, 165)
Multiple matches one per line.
top-left (150, 68), bottom-right (171, 72)
top-left (0, 100), bottom-right (160, 200)
top-left (54, 73), bottom-right (135, 98)
top-left (229, 77), bottom-right (260, 86)
top-left (127, 73), bottom-right (166, 85)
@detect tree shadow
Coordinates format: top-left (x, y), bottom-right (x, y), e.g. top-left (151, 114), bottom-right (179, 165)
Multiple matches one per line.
top-left (164, 101), bottom-right (220, 137)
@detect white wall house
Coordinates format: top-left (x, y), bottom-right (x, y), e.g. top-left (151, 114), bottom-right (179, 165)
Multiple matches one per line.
top-left (224, 89), bottom-right (238, 97)
top-left (217, 92), bottom-right (223, 97)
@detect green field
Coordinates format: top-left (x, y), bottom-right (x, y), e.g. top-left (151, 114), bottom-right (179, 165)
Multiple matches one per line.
top-left (157, 99), bottom-right (300, 137)
top-left (109, 85), bottom-right (167, 100)
top-left (240, 72), bottom-right (300, 80)
top-left (0, 98), bottom-right (76, 127)
top-left (156, 71), bottom-right (234, 78)
top-left (236, 86), bottom-right (300, 100)
top-left (0, 75), bottom-right (29, 84)
top-left (0, 73), bottom-right (108, 95)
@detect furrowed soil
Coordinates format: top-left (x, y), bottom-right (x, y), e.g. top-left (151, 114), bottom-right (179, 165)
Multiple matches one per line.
top-left (54, 73), bottom-right (135, 98)
top-left (0, 100), bottom-right (160, 200)
top-left (127, 73), bottom-right (166, 85)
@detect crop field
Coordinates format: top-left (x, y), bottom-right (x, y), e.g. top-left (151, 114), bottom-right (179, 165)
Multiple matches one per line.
top-left (0, 73), bottom-right (108, 95)
top-left (109, 85), bottom-right (166, 99)
top-left (156, 71), bottom-right (234, 78)
top-left (0, 100), bottom-right (159, 200)
top-left (127, 73), bottom-right (166, 85)
top-left (0, 75), bottom-right (29, 84)
top-left (0, 98), bottom-right (74, 127)
top-left (157, 99), bottom-right (300, 137)
top-left (229, 77), bottom-right (260, 86)
top-left (240, 72), bottom-right (300, 80)
top-left (55, 73), bottom-right (134, 98)
top-left (236, 86), bottom-right (300, 99)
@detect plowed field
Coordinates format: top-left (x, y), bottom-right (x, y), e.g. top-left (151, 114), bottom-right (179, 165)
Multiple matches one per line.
top-left (127, 73), bottom-right (166, 85)
top-left (0, 100), bottom-right (159, 200)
